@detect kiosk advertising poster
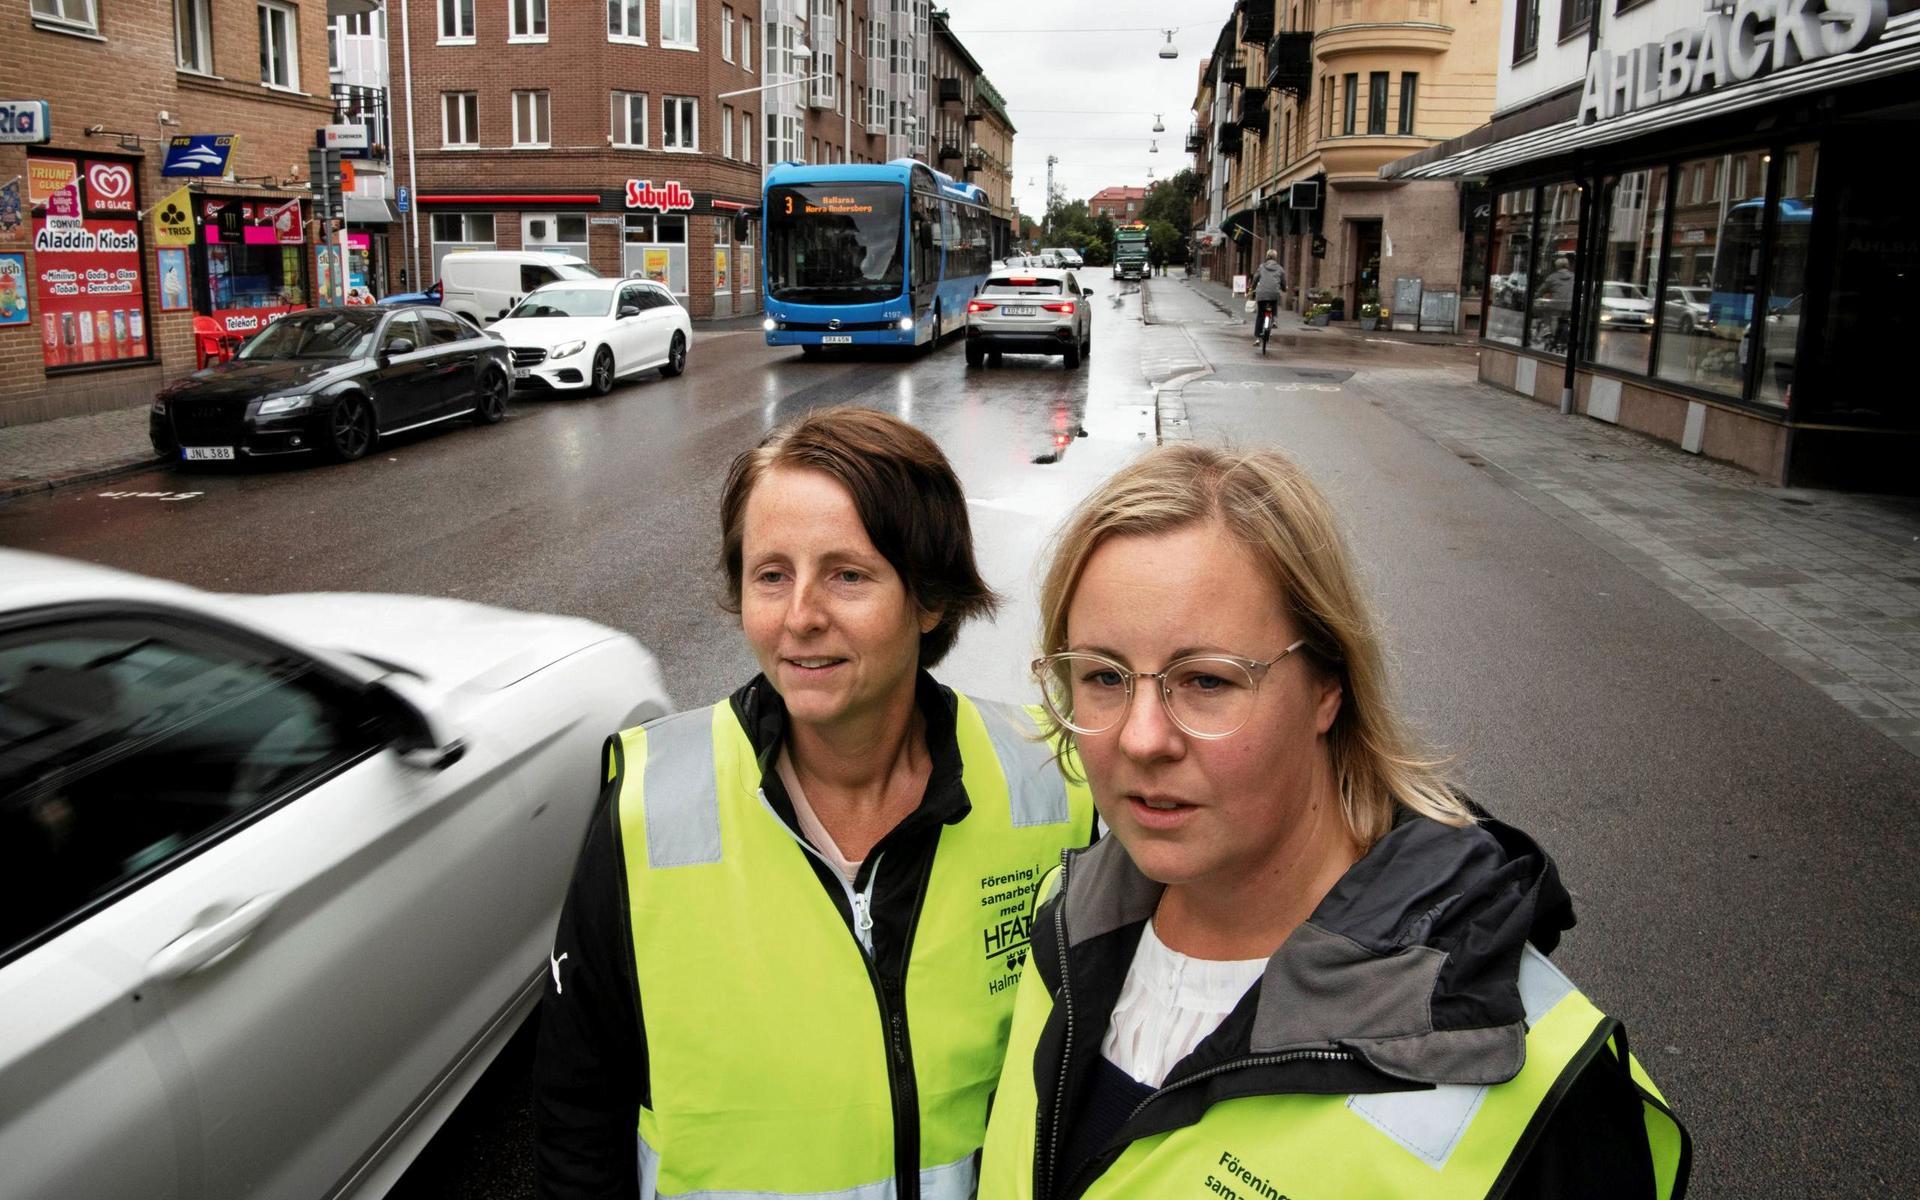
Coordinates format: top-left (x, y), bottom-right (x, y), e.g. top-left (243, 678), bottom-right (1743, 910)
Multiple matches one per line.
top-left (30, 155), bottom-right (149, 369)
top-left (0, 254), bottom-right (28, 325)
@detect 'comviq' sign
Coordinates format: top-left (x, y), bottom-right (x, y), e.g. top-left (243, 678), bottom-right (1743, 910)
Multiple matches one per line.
top-left (1578, 0), bottom-right (1888, 125)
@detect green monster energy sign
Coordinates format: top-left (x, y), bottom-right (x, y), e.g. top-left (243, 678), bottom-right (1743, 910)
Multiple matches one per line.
top-left (1578, 0), bottom-right (1888, 125)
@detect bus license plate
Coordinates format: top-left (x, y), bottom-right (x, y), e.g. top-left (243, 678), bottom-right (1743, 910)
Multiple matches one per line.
top-left (182, 447), bottom-right (234, 461)
top-left (1003, 306), bottom-right (1037, 316)
top-left (822, 335), bottom-right (853, 344)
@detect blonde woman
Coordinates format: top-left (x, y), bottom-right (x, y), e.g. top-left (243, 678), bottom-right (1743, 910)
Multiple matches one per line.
top-left (979, 444), bottom-right (1688, 1199)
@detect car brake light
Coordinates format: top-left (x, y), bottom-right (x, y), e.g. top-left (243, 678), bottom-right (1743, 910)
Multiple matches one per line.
top-left (1042, 302), bottom-right (1076, 314)
top-left (1009, 276), bottom-right (1037, 284)
top-left (968, 300), bottom-right (996, 313)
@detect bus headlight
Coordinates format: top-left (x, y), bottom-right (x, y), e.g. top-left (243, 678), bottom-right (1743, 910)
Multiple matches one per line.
top-left (897, 316), bottom-right (915, 331)
top-left (762, 317), bottom-right (777, 332)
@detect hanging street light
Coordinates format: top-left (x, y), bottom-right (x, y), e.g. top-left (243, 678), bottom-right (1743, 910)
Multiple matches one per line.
top-left (1153, 113), bottom-right (1166, 132)
top-left (1159, 30), bottom-right (1178, 59)
top-left (1149, 140), bottom-right (1159, 153)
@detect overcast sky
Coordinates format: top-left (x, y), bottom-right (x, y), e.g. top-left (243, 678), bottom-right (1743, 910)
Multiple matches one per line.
top-left (944, 1), bottom-right (1232, 216)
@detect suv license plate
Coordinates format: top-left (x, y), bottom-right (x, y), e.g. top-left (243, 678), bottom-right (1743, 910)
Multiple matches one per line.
top-left (821, 335), bottom-right (853, 344)
top-left (1002, 305), bottom-right (1037, 317)
top-left (183, 446), bottom-right (235, 461)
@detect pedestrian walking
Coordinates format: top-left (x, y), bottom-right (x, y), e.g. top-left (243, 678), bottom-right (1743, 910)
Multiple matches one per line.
top-left (978, 445), bottom-right (1689, 1199)
top-left (1252, 250), bottom-right (1286, 346)
top-left (534, 406), bottom-right (1097, 1200)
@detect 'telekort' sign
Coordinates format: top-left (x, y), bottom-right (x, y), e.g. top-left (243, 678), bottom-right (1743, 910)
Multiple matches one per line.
top-left (1578, 0), bottom-right (1888, 125)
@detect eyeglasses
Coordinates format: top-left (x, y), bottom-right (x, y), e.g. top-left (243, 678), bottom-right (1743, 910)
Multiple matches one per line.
top-left (1030, 641), bottom-right (1310, 740)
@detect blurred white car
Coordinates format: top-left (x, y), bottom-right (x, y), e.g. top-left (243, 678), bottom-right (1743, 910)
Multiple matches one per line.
top-left (0, 550), bottom-right (670, 1200)
top-left (488, 277), bottom-right (691, 396)
top-left (1597, 281), bottom-right (1654, 330)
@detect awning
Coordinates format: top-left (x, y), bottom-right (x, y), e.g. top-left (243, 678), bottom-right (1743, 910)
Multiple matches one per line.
top-left (343, 196), bottom-right (398, 224)
top-left (1222, 208), bottom-right (1257, 240)
top-left (1391, 11), bottom-right (1920, 180)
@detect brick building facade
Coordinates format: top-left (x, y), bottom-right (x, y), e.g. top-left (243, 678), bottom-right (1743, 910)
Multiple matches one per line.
top-left (1089, 186), bottom-right (1148, 222)
top-left (2, 0), bottom-right (333, 428)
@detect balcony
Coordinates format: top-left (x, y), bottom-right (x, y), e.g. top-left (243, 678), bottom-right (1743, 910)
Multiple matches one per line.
top-left (938, 77), bottom-right (964, 105)
top-left (1267, 31), bottom-right (1314, 93)
top-left (1216, 122), bottom-right (1243, 156)
top-left (330, 84), bottom-right (387, 159)
top-left (1220, 57), bottom-right (1247, 86)
top-left (937, 141), bottom-right (963, 163)
top-left (1237, 86), bottom-right (1270, 131)
top-left (1317, 0), bottom-right (1452, 58)
top-left (963, 104), bottom-right (983, 123)
top-left (1241, 2), bottom-right (1275, 44)
top-left (1185, 124), bottom-right (1205, 154)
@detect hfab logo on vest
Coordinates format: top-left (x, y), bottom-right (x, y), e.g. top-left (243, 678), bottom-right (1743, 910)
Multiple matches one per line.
top-left (625, 180), bottom-right (694, 212)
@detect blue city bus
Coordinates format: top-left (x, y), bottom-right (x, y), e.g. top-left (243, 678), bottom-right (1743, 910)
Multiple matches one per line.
top-left (1710, 196), bottom-right (1812, 328)
top-left (761, 159), bottom-right (993, 351)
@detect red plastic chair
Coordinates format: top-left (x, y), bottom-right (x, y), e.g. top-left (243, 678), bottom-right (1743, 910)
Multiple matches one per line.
top-left (192, 316), bottom-right (242, 368)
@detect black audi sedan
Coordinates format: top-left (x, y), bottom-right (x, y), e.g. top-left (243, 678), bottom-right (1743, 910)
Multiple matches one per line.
top-left (150, 305), bottom-right (513, 465)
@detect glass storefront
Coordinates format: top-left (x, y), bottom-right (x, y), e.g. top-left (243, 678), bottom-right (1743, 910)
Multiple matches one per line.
top-left (1486, 188), bottom-right (1532, 346)
top-left (623, 214), bottom-right (688, 295)
top-left (1525, 182), bottom-right (1581, 355)
top-left (1654, 151), bottom-right (1767, 399)
top-left (1588, 167), bottom-right (1666, 375)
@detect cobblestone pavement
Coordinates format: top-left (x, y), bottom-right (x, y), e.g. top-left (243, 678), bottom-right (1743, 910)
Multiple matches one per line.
top-left (1152, 276), bottom-right (1920, 759)
top-left (0, 406), bottom-right (160, 500)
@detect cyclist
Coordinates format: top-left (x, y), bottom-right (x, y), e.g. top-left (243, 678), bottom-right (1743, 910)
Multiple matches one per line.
top-left (1252, 250), bottom-right (1286, 348)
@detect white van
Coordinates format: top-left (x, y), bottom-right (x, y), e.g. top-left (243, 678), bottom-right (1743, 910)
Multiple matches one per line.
top-left (1041, 246), bottom-right (1085, 268)
top-left (436, 251), bottom-right (601, 326)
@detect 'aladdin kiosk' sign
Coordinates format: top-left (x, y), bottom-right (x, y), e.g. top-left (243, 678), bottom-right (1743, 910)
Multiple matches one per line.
top-left (1579, 0), bottom-right (1887, 124)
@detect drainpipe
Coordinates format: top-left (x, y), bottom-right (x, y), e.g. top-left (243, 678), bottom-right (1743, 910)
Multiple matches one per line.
top-left (398, 0), bottom-right (421, 288)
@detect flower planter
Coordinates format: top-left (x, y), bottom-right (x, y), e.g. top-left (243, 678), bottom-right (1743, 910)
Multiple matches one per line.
top-left (1359, 317), bottom-right (1379, 331)
top-left (1308, 314), bottom-right (1331, 328)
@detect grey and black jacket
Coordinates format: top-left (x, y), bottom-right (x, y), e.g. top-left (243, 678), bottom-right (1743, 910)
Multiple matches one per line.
top-left (1019, 808), bottom-right (1688, 1200)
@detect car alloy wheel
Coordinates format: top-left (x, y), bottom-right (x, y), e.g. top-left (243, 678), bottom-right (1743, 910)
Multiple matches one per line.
top-left (326, 395), bottom-right (375, 462)
top-left (474, 370), bottom-right (508, 424)
top-left (661, 333), bottom-right (687, 378)
top-left (591, 347), bottom-right (616, 396)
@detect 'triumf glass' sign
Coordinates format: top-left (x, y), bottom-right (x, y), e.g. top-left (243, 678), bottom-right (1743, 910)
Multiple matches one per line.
top-left (1578, 0), bottom-right (1888, 125)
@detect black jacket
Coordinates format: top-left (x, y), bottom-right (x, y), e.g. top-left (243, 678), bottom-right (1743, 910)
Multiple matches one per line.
top-left (532, 672), bottom-right (1094, 1200)
top-left (1022, 809), bottom-right (1685, 1200)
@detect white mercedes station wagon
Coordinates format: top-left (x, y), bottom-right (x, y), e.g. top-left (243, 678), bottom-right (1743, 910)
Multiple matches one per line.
top-left (0, 550), bottom-right (670, 1200)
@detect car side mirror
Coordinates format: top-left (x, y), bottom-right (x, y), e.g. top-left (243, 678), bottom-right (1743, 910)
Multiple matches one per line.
top-left (383, 337), bottom-right (415, 357)
top-left (373, 676), bottom-right (466, 772)
top-left (619, 304), bottom-right (642, 319)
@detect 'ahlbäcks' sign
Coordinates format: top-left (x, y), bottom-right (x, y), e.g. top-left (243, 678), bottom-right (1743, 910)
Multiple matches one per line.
top-left (1578, 0), bottom-right (1888, 125)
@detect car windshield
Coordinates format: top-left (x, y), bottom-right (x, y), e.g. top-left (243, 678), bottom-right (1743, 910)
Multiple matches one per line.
top-left (1606, 284), bottom-right (1647, 301)
top-left (1678, 288), bottom-right (1710, 304)
top-left (507, 288), bottom-right (614, 318)
top-left (236, 312), bottom-right (379, 360)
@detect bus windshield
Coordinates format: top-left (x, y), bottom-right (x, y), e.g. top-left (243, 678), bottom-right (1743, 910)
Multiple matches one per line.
top-left (766, 184), bottom-right (905, 305)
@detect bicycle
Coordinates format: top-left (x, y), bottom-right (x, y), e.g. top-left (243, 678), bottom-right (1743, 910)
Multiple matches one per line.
top-left (1255, 299), bottom-right (1277, 355)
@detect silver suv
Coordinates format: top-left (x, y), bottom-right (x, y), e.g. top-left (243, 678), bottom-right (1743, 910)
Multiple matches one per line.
top-left (965, 268), bottom-right (1094, 369)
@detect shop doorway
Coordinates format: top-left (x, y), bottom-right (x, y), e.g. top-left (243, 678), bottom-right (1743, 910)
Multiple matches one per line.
top-left (1351, 219), bottom-right (1382, 309)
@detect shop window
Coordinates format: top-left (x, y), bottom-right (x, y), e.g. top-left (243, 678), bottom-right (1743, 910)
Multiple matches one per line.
top-left (511, 0), bottom-right (548, 41)
top-left (439, 0), bottom-right (474, 40)
top-left (513, 90), bottom-right (551, 148)
top-left (1524, 182), bottom-right (1582, 356)
top-left (739, 218), bottom-right (756, 293)
top-left (176, 0), bottom-right (212, 73)
top-left (443, 92), bottom-right (479, 147)
top-left (1342, 74), bottom-right (1357, 136)
top-left (662, 0), bottom-right (697, 47)
top-left (610, 0), bottom-right (644, 42)
top-left (1805, 139), bottom-right (1902, 423)
top-left (1657, 151), bottom-right (1765, 399)
top-left (524, 214), bottom-right (589, 264)
top-left (1367, 73), bottom-right (1387, 136)
top-left (31, 0), bottom-right (97, 33)
top-left (1753, 142), bottom-right (1817, 407)
top-left (1398, 73), bottom-right (1418, 135)
top-left (1485, 187), bottom-right (1533, 347)
top-left (612, 91), bottom-right (648, 148)
top-left (663, 96), bottom-right (698, 151)
top-left (624, 214), bottom-right (689, 294)
top-left (258, 2), bottom-right (300, 90)
top-left (430, 212), bottom-right (496, 277)
top-left (1587, 169), bottom-right (1664, 375)
top-left (204, 242), bottom-right (307, 318)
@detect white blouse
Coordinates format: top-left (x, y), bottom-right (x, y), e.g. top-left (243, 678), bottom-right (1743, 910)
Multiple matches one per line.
top-left (1100, 919), bottom-right (1270, 1088)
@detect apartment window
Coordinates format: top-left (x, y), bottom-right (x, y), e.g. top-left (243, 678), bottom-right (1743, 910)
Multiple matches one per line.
top-left (742, 15), bottom-right (752, 70)
top-left (612, 91), bottom-right (648, 147)
top-left (661, 0), bottom-right (696, 47)
top-left (1321, 75), bottom-right (1331, 137)
top-left (1367, 72), bottom-right (1388, 135)
top-left (30, 0), bottom-right (96, 32)
top-left (810, 137), bottom-right (820, 164)
top-left (741, 110), bottom-right (753, 163)
top-left (1559, 0), bottom-right (1595, 39)
top-left (439, 0), bottom-right (474, 40)
top-left (816, 44), bottom-right (837, 106)
top-left (176, 0), bottom-right (212, 73)
top-left (511, 0), bottom-right (548, 40)
top-left (869, 17), bottom-right (886, 60)
top-left (1514, 0), bottom-right (1540, 61)
top-left (722, 104), bottom-right (734, 157)
top-left (1398, 72), bottom-right (1418, 135)
top-left (721, 5), bottom-right (734, 59)
top-left (663, 96), bottom-right (697, 151)
top-left (512, 90), bottom-right (551, 148)
top-left (1341, 73), bottom-right (1357, 135)
top-left (442, 92), bottom-right (479, 146)
top-left (258, 3), bottom-right (299, 90)
top-left (609, 0), bottom-right (644, 41)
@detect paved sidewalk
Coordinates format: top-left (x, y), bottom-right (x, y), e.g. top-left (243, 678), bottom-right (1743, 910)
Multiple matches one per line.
top-left (0, 406), bottom-right (161, 501)
top-left (1178, 271), bottom-right (1480, 346)
top-left (1150, 271), bottom-right (1920, 758)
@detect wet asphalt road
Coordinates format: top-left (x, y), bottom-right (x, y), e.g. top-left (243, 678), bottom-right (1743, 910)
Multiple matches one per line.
top-left (5, 279), bottom-right (1915, 1196)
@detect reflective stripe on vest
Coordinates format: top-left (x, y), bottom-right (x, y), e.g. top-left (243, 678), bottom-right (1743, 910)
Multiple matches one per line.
top-left (619, 694), bottom-right (1095, 1199)
top-left (979, 945), bottom-right (1687, 1200)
